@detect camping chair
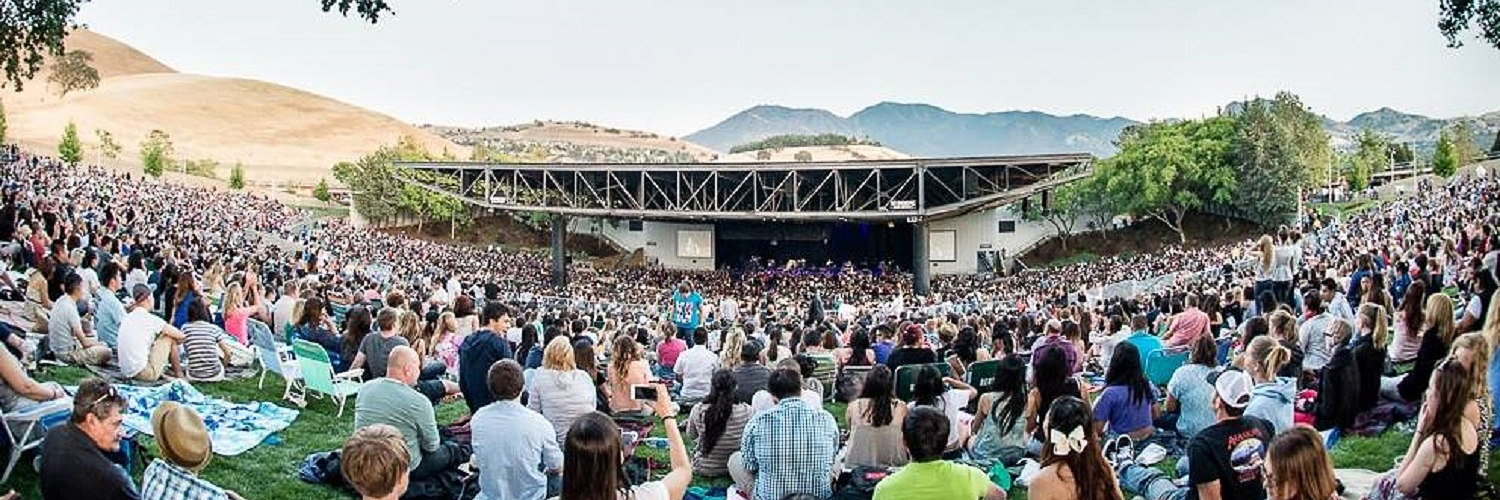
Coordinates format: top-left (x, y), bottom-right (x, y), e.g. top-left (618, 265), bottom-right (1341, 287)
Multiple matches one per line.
top-left (250, 319), bottom-right (303, 405)
top-left (965, 359), bottom-right (1002, 390)
top-left (2, 397), bottom-right (71, 484)
top-left (808, 354), bottom-right (837, 399)
top-left (894, 363), bottom-right (952, 402)
top-left (1145, 347), bottom-right (1190, 387)
top-left (291, 340), bottom-right (364, 417)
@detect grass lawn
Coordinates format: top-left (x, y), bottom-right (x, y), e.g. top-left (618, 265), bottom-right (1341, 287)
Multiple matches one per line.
top-left (10, 366), bottom-right (1494, 500)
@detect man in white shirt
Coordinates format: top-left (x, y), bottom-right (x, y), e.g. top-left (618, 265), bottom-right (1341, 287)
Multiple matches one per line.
top-left (673, 329), bottom-right (719, 402)
top-left (118, 284), bottom-right (184, 381)
top-left (272, 281), bottom-right (299, 336)
top-left (720, 296), bottom-right (739, 323)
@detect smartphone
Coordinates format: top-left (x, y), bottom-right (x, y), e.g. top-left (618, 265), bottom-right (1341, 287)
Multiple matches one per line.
top-left (631, 384), bottom-right (658, 401)
top-left (621, 430), bottom-right (639, 448)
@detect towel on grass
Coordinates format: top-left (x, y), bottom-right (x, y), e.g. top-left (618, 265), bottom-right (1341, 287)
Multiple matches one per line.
top-left (71, 379), bottom-right (299, 456)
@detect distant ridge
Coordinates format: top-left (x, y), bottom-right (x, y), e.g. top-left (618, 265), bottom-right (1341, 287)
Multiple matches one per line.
top-left (688, 101), bottom-right (1499, 158)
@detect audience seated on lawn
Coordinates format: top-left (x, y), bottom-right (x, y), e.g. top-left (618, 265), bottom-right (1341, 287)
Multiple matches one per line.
top-left (729, 367), bottom-right (838, 500)
top-left (873, 406), bottom-right (1005, 500)
top-left (341, 424), bottom-right (410, 500)
top-left (473, 359), bottom-right (563, 500)
top-left (686, 369), bottom-right (751, 478)
top-left (39, 378), bottom-right (136, 500)
top-left (459, 301), bottom-right (514, 413)
top-left (1116, 369), bottom-right (1273, 500)
top-left (141, 401), bottom-right (247, 500)
top-left (118, 283), bottom-right (184, 382)
top-left (560, 400), bottom-right (691, 500)
top-left (353, 346), bottom-right (470, 484)
top-left (48, 272), bottom-right (112, 367)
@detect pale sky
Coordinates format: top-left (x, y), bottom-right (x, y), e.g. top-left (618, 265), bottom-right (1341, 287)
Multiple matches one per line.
top-left (77, 0), bottom-right (1500, 136)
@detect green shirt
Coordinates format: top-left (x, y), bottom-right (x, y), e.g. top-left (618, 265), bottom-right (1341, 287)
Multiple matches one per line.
top-left (354, 378), bottom-right (438, 470)
top-left (873, 460), bottom-right (992, 500)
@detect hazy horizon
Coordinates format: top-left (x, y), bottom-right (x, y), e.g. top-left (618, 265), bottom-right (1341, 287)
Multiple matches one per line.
top-left (76, 0), bottom-right (1500, 136)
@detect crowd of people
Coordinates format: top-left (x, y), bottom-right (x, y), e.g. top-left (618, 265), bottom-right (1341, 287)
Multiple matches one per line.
top-left (1, 142), bottom-right (1498, 500)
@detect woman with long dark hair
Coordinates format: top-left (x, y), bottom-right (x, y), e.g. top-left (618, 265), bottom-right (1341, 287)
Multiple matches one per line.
top-left (608, 334), bottom-right (651, 414)
top-left (1029, 396), bottom-right (1124, 500)
top-left (844, 365), bottom-right (909, 468)
top-left (686, 370), bottom-right (750, 478)
top-left (834, 328), bottom-right (875, 369)
top-left (968, 354), bottom-right (1027, 466)
top-left (1366, 362), bottom-right (1480, 499)
top-left (340, 305), bottom-right (372, 368)
top-left (1389, 280), bottom-right (1427, 363)
top-left (1024, 347), bottom-right (1085, 455)
top-left (295, 296), bottom-right (344, 371)
top-left (1093, 343), bottom-right (1157, 441)
top-left (517, 323), bottom-right (541, 369)
top-left (908, 364), bottom-right (976, 452)
top-left (561, 398), bottom-right (691, 500)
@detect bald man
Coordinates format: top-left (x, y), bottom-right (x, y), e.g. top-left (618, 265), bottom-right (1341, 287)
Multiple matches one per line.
top-left (354, 346), bottom-right (470, 482)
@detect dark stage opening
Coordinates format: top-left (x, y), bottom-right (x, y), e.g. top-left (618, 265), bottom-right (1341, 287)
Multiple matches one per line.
top-left (714, 221), bottom-right (913, 272)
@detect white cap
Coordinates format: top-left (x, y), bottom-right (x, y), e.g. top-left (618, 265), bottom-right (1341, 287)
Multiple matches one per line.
top-left (1209, 369), bottom-right (1253, 409)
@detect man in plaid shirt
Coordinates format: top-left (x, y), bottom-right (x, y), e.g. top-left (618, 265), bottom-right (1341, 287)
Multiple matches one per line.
top-left (728, 367), bottom-right (839, 500)
top-left (141, 401), bottom-right (245, 500)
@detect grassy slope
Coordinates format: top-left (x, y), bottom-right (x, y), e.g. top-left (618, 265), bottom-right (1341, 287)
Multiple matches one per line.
top-left (13, 366), bottom-right (1492, 500)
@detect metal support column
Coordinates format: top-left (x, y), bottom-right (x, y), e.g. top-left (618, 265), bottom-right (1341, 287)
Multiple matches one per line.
top-left (550, 215), bottom-right (567, 288)
top-left (913, 220), bottom-right (930, 297)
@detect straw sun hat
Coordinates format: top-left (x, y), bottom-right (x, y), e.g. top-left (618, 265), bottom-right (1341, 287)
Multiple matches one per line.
top-left (150, 402), bottom-right (213, 472)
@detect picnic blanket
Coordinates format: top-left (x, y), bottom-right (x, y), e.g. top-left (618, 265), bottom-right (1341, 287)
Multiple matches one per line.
top-left (75, 379), bottom-right (299, 456)
top-left (86, 361), bottom-right (259, 387)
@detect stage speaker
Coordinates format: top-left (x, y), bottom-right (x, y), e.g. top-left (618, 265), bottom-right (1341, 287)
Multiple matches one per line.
top-left (1021, 197), bottom-right (1031, 214)
top-left (1041, 189), bottom-right (1050, 210)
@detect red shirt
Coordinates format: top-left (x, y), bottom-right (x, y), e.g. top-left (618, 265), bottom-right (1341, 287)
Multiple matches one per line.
top-left (657, 338), bottom-right (687, 368)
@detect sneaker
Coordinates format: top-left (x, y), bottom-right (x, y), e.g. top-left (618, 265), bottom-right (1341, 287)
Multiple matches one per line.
top-left (1102, 436), bottom-right (1121, 467)
top-left (1114, 435), bottom-right (1136, 466)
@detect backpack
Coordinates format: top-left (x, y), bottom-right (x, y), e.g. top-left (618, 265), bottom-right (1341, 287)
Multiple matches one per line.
top-left (833, 466), bottom-right (891, 500)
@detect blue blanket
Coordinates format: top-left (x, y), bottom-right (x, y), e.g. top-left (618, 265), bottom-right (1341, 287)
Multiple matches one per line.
top-left (77, 380), bottom-right (300, 456)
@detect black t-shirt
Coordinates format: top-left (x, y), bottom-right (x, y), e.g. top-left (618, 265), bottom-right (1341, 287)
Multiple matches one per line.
top-left (1186, 416), bottom-right (1275, 500)
top-left (884, 347), bottom-right (936, 371)
top-left (40, 423), bottom-right (139, 500)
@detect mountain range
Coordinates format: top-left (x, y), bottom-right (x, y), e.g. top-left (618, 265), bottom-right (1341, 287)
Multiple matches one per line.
top-left (685, 102), bottom-right (1500, 158)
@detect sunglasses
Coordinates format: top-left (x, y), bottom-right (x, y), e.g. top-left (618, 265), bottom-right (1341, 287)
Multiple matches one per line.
top-left (82, 384), bottom-right (122, 415)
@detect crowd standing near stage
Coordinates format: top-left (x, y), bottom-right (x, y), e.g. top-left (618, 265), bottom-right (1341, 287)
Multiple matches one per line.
top-left (1, 143), bottom-right (1498, 500)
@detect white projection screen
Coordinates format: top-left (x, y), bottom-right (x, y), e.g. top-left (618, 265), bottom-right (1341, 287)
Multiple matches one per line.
top-left (677, 229), bottom-right (714, 259)
top-left (929, 230), bottom-right (957, 262)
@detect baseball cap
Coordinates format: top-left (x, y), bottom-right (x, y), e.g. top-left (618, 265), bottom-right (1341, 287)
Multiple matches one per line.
top-left (131, 284), bottom-right (153, 304)
top-left (1206, 368), bottom-right (1252, 409)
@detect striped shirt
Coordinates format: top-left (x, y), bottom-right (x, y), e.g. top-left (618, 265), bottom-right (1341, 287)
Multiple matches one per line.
top-left (686, 401), bottom-right (751, 476)
top-left (181, 321), bottom-right (227, 380)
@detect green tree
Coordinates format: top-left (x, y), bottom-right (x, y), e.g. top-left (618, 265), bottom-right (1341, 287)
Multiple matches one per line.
top-left (755, 150), bottom-right (772, 161)
top-left (793, 150), bottom-right (813, 162)
top-left (1344, 129), bottom-right (1388, 190)
top-left (1098, 118), bottom-right (1236, 243)
top-left (57, 121), bottom-right (82, 164)
top-left (1491, 128), bottom-right (1500, 155)
top-left (46, 49), bottom-right (98, 97)
top-left (1387, 142), bottom-right (1415, 165)
top-left (1439, 0), bottom-right (1500, 51)
top-left (1022, 182), bottom-right (1082, 251)
top-left (333, 136), bottom-right (462, 227)
top-left (228, 163), bottom-right (246, 189)
top-left (140, 129), bottom-right (175, 178)
top-left (1, 1), bottom-right (395, 90)
top-left (314, 178), bottom-right (331, 202)
top-left (0, 99), bottom-right (7, 145)
top-left (1448, 121), bottom-right (1482, 166)
top-left (1231, 92), bottom-right (1332, 225)
top-left (1432, 130), bottom-right (1458, 178)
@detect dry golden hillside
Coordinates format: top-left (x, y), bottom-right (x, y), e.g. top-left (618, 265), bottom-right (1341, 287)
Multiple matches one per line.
top-left (426, 120), bottom-right (719, 161)
top-left (718, 144), bottom-right (909, 162)
top-left (2, 29), bottom-right (464, 185)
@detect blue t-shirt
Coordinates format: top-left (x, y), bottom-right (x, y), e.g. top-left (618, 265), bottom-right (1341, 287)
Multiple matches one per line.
top-left (1092, 384), bottom-right (1157, 436)
top-left (1124, 331), bottom-right (1164, 366)
top-left (1168, 364), bottom-right (1217, 438)
top-left (671, 292), bottom-right (702, 328)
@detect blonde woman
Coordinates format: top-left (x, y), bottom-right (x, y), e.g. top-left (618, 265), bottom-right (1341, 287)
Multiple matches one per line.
top-left (1450, 332), bottom-right (1491, 475)
top-left (527, 336), bottom-right (597, 444)
top-left (1243, 336), bottom-right (1296, 432)
top-left (415, 312), bottom-right (456, 361)
top-left (719, 327), bottom-right (747, 370)
top-left (1251, 234), bottom-right (1275, 304)
top-left (221, 281), bottom-right (263, 346)
top-left (1354, 302), bottom-right (1390, 413)
top-left (1387, 293), bottom-right (1456, 403)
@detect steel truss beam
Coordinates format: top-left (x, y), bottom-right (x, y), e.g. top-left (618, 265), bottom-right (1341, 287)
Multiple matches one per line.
top-left (396, 154), bottom-right (1091, 222)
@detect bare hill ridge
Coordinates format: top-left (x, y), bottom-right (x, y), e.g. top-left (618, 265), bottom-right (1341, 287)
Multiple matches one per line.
top-left (3, 29), bottom-right (464, 185)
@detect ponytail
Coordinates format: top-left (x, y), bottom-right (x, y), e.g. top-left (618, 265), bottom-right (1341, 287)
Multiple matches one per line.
top-left (1264, 345), bottom-right (1290, 378)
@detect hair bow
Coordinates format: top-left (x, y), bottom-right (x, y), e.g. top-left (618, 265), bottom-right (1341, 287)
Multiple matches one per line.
top-left (1048, 426), bottom-right (1087, 456)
